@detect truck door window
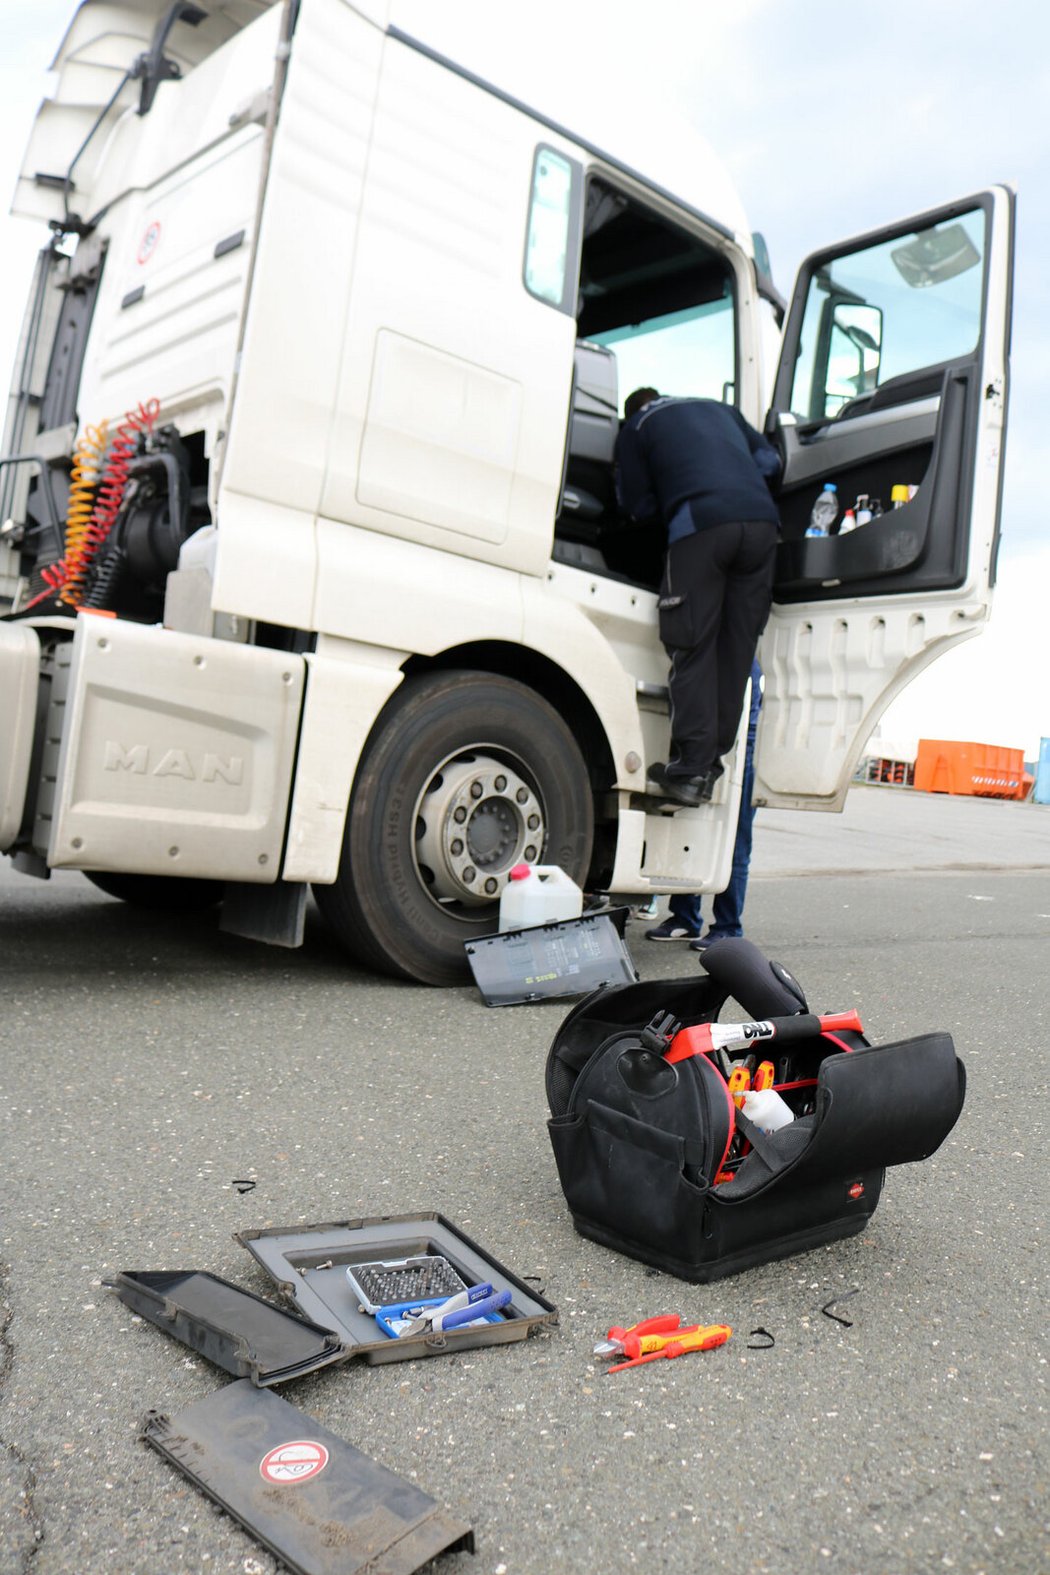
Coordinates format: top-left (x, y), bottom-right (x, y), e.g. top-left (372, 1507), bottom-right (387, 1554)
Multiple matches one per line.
top-left (553, 175), bottom-right (736, 589)
top-left (790, 211), bottom-right (986, 422)
top-left (524, 146), bottom-right (582, 315)
top-left (579, 181), bottom-right (736, 401)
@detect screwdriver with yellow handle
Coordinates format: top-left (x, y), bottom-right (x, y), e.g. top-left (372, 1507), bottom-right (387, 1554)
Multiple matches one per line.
top-left (606, 1323), bottom-right (732, 1374)
top-left (593, 1314), bottom-right (697, 1362)
top-left (727, 1065), bottom-right (751, 1107)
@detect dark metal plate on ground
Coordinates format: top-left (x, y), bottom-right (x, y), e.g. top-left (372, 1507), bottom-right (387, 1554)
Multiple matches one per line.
top-left (141, 1380), bottom-right (474, 1575)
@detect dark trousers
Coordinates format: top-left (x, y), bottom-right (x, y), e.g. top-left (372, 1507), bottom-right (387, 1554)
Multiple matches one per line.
top-left (657, 517), bottom-right (777, 776)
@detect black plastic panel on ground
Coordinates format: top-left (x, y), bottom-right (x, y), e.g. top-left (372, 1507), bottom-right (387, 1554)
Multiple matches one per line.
top-left (142, 1380), bottom-right (474, 1575)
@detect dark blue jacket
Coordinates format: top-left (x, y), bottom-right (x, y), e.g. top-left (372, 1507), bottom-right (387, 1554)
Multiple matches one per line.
top-left (615, 397), bottom-right (780, 533)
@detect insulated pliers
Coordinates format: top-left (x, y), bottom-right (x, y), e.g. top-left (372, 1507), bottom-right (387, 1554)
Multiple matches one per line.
top-left (593, 1314), bottom-right (699, 1363)
top-left (606, 1322), bottom-right (732, 1374)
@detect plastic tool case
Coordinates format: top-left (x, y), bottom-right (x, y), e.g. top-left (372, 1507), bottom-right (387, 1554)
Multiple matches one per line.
top-left (545, 940), bottom-right (966, 1282)
top-left (236, 1212), bottom-right (557, 1364)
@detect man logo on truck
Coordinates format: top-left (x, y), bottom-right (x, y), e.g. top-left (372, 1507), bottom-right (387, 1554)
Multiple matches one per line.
top-left (104, 741), bottom-right (244, 784)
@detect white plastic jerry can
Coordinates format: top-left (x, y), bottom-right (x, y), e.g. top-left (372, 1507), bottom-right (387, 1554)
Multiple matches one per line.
top-left (497, 863), bottom-right (584, 931)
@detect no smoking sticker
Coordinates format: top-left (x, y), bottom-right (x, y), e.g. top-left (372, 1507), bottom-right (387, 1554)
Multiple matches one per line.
top-left (137, 220), bottom-right (161, 265)
top-left (259, 1439), bottom-right (329, 1485)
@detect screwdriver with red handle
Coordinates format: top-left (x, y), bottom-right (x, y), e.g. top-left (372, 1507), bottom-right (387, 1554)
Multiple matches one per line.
top-left (606, 1323), bottom-right (732, 1374)
top-left (665, 1011), bottom-right (864, 1065)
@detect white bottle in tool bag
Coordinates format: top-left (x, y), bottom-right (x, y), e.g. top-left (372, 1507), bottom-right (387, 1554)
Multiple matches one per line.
top-left (498, 863), bottom-right (583, 931)
top-left (740, 1088), bottom-right (795, 1133)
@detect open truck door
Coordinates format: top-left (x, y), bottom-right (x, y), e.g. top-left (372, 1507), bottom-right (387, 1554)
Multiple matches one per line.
top-left (755, 186), bottom-right (1014, 808)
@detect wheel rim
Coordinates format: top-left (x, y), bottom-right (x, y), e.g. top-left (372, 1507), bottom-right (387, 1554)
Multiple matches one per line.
top-left (413, 749), bottom-right (547, 916)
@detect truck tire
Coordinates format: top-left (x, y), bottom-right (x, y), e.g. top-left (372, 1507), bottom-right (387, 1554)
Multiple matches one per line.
top-left (314, 670), bottom-right (594, 986)
top-left (83, 871), bottom-right (222, 910)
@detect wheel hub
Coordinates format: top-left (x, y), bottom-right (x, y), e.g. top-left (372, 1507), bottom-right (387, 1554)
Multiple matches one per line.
top-left (414, 753), bottom-right (546, 910)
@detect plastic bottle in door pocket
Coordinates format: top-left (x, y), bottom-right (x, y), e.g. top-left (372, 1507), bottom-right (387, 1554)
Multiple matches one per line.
top-left (806, 482), bottom-right (839, 537)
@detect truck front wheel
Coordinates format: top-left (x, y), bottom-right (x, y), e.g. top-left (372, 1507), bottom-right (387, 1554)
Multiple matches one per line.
top-left (313, 671), bottom-right (594, 986)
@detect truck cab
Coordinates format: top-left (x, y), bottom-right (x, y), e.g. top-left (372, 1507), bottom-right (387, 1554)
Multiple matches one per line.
top-left (0, 0), bottom-right (1014, 983)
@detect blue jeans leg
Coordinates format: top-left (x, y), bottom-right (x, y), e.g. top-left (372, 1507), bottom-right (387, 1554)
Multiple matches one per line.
top-left (668, 892), bottom-right (704, 932)
top-left (709, 739), bottom-right (757, 939)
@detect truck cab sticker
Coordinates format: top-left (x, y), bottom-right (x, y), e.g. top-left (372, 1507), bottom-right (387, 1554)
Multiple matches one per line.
top-left (137, 220), bottom-right (161, 266)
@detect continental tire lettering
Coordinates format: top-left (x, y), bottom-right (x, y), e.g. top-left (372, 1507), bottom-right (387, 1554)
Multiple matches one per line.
top-left (386, 792), bottom-right (403, 880)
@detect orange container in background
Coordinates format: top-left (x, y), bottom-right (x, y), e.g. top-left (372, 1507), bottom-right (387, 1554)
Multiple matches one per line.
top-left (913, 740), bottom-right (1031, 800)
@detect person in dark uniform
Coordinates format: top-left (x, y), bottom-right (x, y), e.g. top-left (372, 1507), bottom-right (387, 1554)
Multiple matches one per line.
top-left (615, 388), bottom-right (780, 807)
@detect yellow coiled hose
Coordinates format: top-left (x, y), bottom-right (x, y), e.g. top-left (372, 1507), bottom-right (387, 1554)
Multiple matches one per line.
top-left (61, 421), bottom-right (109, 606)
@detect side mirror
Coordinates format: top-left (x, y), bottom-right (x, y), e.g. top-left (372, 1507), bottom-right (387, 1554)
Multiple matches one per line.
top-left (133, 1), bottom-right (207, 117)
top-left (824, 301), bottom-right (883, 415)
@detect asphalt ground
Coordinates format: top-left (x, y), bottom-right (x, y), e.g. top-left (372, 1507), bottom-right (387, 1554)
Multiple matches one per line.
top-left (1, 786), bottom-right (1048, 1575)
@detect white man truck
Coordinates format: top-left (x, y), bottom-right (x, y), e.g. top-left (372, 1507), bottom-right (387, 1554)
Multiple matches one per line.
top-left (0, 0), bottom-right (1014, 984)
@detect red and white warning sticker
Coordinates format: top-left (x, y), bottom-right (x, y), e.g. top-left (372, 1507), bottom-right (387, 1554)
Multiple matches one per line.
top-left (137, 220), bottom-right (161, 266)
top-left (259, 1439), bottom-right (330, 1485)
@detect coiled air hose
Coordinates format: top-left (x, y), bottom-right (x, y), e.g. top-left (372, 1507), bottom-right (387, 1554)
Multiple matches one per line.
top-left (25, 398), bottom-right (161, 611)
top-left (57, 421), bottom-right (109, 606)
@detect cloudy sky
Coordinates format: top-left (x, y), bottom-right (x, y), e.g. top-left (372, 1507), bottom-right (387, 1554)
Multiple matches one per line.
top-left (3, 0), bottom-right (1047, 755)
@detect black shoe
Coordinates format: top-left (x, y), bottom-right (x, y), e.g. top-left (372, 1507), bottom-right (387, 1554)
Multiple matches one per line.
top-left (689, 932), bottom-right (740, 953)
top-left (647, 761), bottom-right (719, 807)
top-left (645, 917), bottom-right (703, 942)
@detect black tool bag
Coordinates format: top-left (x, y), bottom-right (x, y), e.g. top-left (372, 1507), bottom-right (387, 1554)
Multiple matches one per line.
top-left (545, 939), bottom-right (966, 1282)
